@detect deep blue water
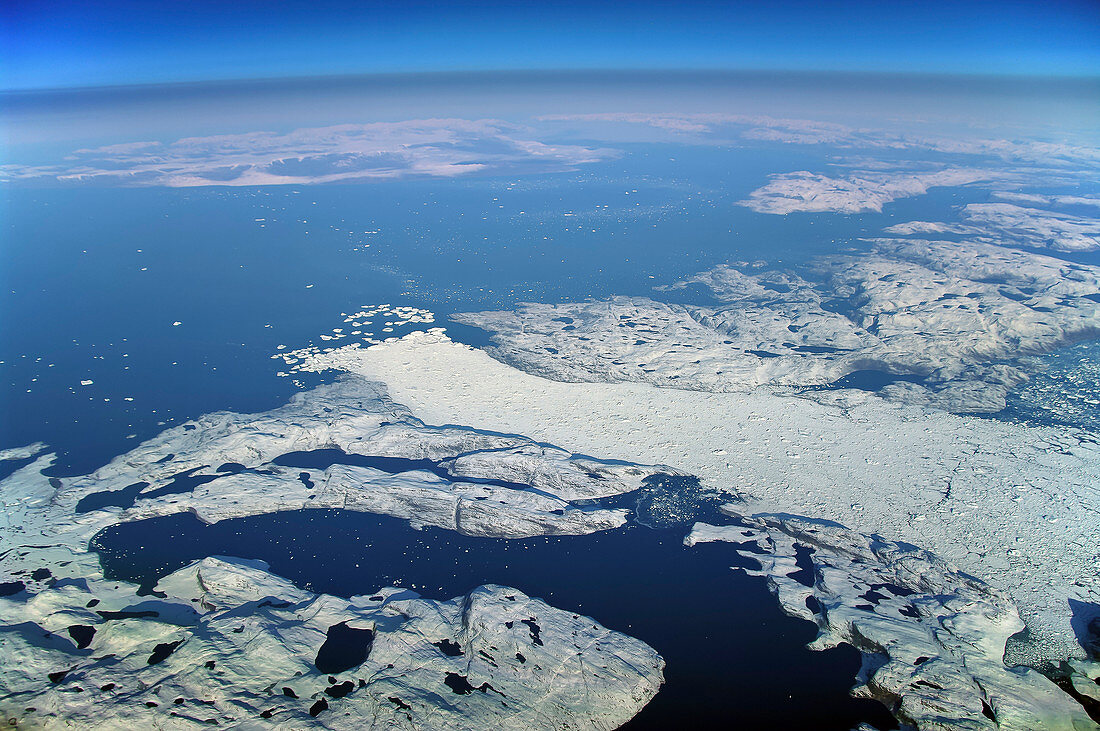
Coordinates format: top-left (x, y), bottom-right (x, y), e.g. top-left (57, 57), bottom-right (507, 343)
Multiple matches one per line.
top-left (0, 143), bottom-right (986, 474)
top-left (91, 509), bottom-right (898, 730)
top-left (4, 132), bottom-right (1099, 729)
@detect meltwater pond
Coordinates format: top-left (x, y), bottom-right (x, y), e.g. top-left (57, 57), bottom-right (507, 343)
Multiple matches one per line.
top-left (92, 509), bottom-right (897, 730)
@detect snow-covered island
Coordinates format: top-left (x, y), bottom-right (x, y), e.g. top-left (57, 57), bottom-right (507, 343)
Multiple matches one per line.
top-left (1, 553), bottom-right (663, 729)
top-left (0, 381), bottom-right (673, 728)
top-left (688, 515), bottom-right (1098, 730)
top-left (2, 238), bottom-right (1099, 729)
top-left (293, 324), bottom-right (1100, 728)
top-left (451, 240), bottom-right (1100, 414)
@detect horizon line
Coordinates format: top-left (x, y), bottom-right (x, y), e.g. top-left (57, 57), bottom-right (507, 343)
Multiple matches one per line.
top-left (5, 66), bottom-right (1100, 96)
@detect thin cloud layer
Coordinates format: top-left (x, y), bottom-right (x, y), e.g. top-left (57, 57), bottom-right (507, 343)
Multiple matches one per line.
top-left (538, 112), bottom-right (861, 146)
top-left (1, 119), bottom-right (616, 187)
top-left (539, 112), bottom-right (1099, 218)
top-left (538, 112), bottom-right (1100, 168)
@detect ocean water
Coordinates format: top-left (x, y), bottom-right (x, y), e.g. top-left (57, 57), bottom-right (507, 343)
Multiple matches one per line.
top-left (0, 144), bottom-right (981, 475)
top-left (92, 508), bottom-right (898, 730)
top-left (4, 73), bottom-right (1100, 727)
top-left (0, 144), bottom-right (925, 727)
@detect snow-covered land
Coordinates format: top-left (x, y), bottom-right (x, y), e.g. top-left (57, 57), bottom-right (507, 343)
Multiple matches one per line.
top-left (738, 168), bottom-right (999, 214)
top-left (1, 554), bottom-right (663, 729)
top-left (1, 378), bottom-right (670, 557)
top-left (301, 330), bottom-right (1099, 680)
top-left (0, 381), bottom-right (674, 728)
top-left (888, 202), bottom-right (1100, 253)
top-left (687, 515), bottom-right (1096, 730)
top-left (2, 239), bottom-right (1098, 728)
top-left (452, 240), bottom-right (1100, 413)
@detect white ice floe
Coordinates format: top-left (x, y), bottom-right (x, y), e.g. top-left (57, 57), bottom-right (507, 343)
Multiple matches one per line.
top-left (3, 321), bottom-right (1098, 725)
top-left (276, 306), bottom-right (438, 371)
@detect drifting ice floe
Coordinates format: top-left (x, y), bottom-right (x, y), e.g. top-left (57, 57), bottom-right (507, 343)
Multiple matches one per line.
top-left (3, 251), bottom-right (1099, 726)
top-left (315, 329), bottom-right (1099, 677)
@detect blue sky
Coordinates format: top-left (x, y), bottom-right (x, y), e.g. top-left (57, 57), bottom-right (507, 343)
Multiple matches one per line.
top-left (2, 0), bottom-right (1099, 90)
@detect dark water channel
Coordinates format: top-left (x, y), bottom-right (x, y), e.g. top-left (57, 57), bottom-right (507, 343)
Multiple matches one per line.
top-left (92, 509), bottom-right (897, 729)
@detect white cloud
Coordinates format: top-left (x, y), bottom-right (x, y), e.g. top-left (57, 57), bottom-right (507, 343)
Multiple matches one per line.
top-left (538, 112), bottom-right (1100, 169)
top-left (537, 112), bottom-right (859, 145)
top-left (992, 191), bottom-right (1100, 210)
top-left (1, 119), bottom-right (616, 187)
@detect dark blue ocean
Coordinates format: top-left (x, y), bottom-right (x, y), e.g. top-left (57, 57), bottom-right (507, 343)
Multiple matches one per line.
top-left (3, 97), bottom-right (1098, 726)
top-left (1, 142), bottom-right (1025, 473)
